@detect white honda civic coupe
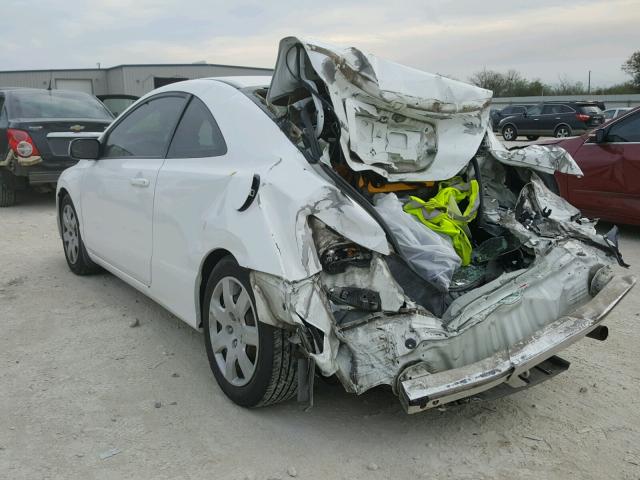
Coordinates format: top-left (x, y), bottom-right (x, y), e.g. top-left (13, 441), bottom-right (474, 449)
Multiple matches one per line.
top-left (57, 37), bottom-right (634, 413)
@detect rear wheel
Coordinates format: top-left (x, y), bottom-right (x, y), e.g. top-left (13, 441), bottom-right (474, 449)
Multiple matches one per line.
top-left (554, 125), bottom-right (572, 138)
top-left (526, 135), bottom-right (540, 141)
top-left (203, 257), bottom-right (297, 407)
top-left (502, 124), bottom-right (517, 141)
top-left (0, 172), bottom-right (16, 207)
top-left (60, 195), bottom-right (101, 275)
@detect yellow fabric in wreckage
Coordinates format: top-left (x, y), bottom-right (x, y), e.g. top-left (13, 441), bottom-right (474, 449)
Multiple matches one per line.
top-left (403, 178), bottom-right (480, 266)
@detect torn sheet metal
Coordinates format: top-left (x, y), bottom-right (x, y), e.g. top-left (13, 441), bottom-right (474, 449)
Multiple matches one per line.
top-left (248, 160), bottom-right (633, 401)
top-left (399, 274), bottom-right (635, 413)
top-left (485, 129), bottom-right (583, 176)
top-left (268, 36), bottom-right (493, 181)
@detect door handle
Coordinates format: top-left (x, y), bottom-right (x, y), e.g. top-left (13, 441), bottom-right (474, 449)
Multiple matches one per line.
top-left (130, 177), bottom-right (150, 187)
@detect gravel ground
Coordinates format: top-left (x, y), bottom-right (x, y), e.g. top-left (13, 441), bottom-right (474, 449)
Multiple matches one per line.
top-left (1, 190), bottom-right (639, 480)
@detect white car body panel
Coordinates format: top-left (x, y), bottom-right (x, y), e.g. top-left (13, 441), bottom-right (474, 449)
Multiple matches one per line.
top-left (59, 78), bottom-right (388, 328)
top-left (82, 157), bottom-right (163, 285)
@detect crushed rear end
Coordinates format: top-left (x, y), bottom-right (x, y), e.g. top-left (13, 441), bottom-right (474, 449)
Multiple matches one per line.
top-left (245, 37), bottom-right (635, 412)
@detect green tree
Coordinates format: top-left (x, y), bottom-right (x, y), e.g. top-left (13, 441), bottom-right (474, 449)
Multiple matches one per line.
top-left (622, 51), bottom-right (640, 88)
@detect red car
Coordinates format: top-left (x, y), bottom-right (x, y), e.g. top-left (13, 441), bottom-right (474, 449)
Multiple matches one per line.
top-left (550, 106), bottom-right (640, 225)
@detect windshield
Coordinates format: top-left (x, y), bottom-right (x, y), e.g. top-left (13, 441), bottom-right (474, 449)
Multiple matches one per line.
top-left (9, 90), bottom-right (113, 120)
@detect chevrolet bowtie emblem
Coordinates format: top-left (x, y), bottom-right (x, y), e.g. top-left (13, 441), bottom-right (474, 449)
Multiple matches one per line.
top-left (70, 124), bottom-right (85, 132)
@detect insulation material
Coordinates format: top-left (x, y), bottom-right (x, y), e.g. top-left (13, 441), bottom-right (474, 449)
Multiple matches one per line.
top-left (373, 193), bottom-right (460, 290)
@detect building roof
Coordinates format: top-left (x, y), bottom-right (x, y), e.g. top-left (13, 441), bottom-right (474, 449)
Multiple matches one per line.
top-left (0, 63), bottom-right (273, 74)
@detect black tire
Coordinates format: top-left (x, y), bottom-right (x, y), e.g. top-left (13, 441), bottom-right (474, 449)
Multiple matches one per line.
top-left (203, 256), bottom-right (297, 407)
top-left (0, 173), bottom-right (16, 207)
top-left (60, 194), bottom-right (101, 275)
top-left (554, 125), bottom-right (572, 138)
top-left (502, 124), bottom-right (517, 141)
top-left (526, 135), bottom-right (540, 141)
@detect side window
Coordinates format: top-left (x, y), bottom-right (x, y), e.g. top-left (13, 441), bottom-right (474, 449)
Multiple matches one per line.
top-left (542, 105), bottom-right (555, 114)
top-left (513, 106), bottom-right (526, 114)
top-left (167, 96), bottom-right (227, 158)
top-left (608, 113), bottom-right (640, 143)
top-left (528, 105), bottom-right (542, 115)
top-left (558, 105), bottom-right (574, 113)
top-left (103, 95), bottom-right (186, 158)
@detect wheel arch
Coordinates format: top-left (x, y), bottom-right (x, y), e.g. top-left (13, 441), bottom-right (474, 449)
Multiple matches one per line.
top-left (554, 123), bottom-right (572, 135)
top-left (502, 123), bottom-right (518, 137)
top-left (196, 248), bottom-right (235, 328)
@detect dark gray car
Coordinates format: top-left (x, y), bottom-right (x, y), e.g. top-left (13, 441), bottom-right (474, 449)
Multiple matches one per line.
top-left (0, 88), bottom-right (113, 206)
top-left (490, 104), bottom-right (533, 131)
top-left (498, 101), bottom-right (605, 141)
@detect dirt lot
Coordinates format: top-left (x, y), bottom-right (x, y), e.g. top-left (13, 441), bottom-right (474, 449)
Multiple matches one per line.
top-left (1, 190), bottom-right (640, 480)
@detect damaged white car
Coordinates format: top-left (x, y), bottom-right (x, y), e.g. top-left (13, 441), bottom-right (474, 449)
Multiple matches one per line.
top-left (57, 37), bottom-right (634, 413)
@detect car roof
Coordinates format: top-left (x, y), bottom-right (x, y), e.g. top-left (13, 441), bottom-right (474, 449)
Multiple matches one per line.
top-left (207, 76), bottom-right (272, 88)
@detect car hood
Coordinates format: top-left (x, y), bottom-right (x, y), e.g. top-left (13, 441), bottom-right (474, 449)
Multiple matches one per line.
top-left (267, 37), bottom-right (493, 182)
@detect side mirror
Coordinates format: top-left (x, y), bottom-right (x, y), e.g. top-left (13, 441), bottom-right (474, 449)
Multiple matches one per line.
top-left (522, 111), bottom-right (528, 117)
top-left (594, 128), bottom-right (606, 144)
top-left (70, 138), bottom-right (101, 160)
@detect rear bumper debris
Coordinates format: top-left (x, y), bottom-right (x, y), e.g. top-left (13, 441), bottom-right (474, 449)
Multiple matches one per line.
top-left (397, 274), bottom-right (635, 413)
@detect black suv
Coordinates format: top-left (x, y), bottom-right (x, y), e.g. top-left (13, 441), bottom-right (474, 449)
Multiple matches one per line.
top-left (498, 101), bottom-right (605, 141)
top-left (490, 104), bottom-right (533, 131)
top-left (0, 88), bottom-right (113, 206)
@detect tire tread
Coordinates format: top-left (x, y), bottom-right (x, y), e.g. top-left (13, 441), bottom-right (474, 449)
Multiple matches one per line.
top-left (0, 179), bottom-right (16, 207)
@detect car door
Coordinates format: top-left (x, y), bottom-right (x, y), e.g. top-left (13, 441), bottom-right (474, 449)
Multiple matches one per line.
top-left (539, 104), bottom-right (561, 134)
top-left (519, 105), bottom-right (542, 134)
top-left (81, 93), bottom-right (188, 285)
top-left (566, 110), bottom-right (640, 223)
top-left (150, 93), bottom-right (237, 324)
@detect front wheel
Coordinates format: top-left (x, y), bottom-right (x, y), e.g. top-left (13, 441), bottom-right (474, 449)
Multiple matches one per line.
top-left (203, 257), bottom-right (297, 407)
top-left (60, 195), bottom-right (101, 275)
top-left (554, 125), bottom-right (572, 138)
top-left (502, 125), bottom-right (517, 141)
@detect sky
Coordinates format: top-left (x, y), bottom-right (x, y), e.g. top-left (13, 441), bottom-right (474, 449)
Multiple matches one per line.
top-left (2, 0), bottom-right (638, 88)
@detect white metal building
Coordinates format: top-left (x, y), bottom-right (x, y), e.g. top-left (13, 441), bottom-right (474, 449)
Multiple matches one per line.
top-left (0, 63), bottom-right (273, 97)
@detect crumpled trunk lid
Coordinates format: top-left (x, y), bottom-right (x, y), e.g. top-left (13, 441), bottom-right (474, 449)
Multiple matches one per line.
top-left (267, 37), bottom-right (494, 182)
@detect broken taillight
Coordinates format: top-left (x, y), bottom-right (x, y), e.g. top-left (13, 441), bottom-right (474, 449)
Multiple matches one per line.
top-left (7, 128), bottom-right (40, 158)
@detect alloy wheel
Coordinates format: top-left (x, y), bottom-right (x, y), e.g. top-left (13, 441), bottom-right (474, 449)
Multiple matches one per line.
top-left (209, 277), bottom-right (260, 387)
top-left (556, 127), bottom-right (570, 138)
top-left (503, 126), bottom-right (515, 141)
top-left (62, 204), bottom-right (80, 264)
